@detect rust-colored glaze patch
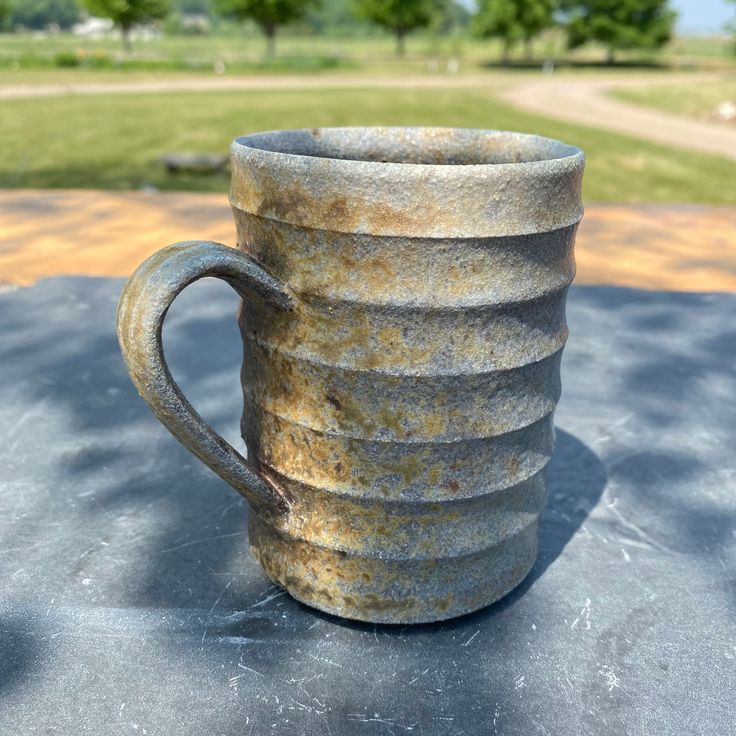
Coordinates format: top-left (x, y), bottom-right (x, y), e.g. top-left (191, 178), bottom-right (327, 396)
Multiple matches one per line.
top-left (249, 509), bottom-right (541, 623)
top-left (232, 211), bottom-right (577, 310)
top-left (251, 460), bottom-right (547, 560)
top-left (235, 171), bottom-right (427, 241)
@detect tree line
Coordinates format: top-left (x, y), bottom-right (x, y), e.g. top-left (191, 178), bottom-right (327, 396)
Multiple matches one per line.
top-left (0, 0), bottom-right (692, 65)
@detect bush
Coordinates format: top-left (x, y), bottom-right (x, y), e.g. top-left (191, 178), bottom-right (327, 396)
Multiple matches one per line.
top-left (54, 49), bottom-right (113, 68)
top-left (54, 50), bottom-right (80, 67)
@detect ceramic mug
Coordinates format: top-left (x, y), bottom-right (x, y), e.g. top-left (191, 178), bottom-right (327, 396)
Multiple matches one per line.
top-left (117, 127), bottom-right (584, 623)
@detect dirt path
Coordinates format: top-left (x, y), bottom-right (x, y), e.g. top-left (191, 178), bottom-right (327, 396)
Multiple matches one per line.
top-left (499, 72), bottom-right (736, 162)
top-left (0, 74), bottom-right (502, 100)
top-left (2, 190), bottom-right (735, 292)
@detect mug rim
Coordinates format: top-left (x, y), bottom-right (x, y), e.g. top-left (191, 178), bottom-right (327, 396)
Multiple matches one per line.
top-left (232, 126), bottom-right (583, 170)
top-left (229, 126), bottom-right (585, 238)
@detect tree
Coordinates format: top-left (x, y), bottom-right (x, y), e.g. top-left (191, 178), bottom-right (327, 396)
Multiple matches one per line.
top-left (214, 0), bottom-right (320, 59)
top-left (355, 0), bottom-right (440, 57)
top-left (0, 0), bottom-right (11, 30)
top-left (437, 0), bottom-right (470, 34)
top-left (175, 0), bottom-right (212, 13)
top-left (728, 0), bottom-right (736, 54)
top-left (80, 0), bottom-right (170, 52)
top-left (304, 0), bottom-right (361, 34)
top-left (9, 0), bottom-right (81, 30)
top-left (472, 0), bottom-right (553, 64)
top-left (563, 0), bottom-right (676, 65)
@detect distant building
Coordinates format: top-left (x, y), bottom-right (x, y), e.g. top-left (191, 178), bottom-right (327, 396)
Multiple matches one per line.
top-left (180, 14), bottom-right (211, 34)
top-left (71, 17), bottom-right (161, 41)
top-left (71, 17), bottom-right (115, 39)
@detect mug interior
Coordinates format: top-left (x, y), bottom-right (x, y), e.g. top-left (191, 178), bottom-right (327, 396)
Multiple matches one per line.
top-left (234, 127), bottom-right (581, 166)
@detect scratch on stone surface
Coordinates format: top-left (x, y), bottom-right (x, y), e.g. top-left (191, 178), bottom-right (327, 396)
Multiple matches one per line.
top-left (570, 598), bottom-right (592, 630)
top-left (408, 667), bottom-right (430, 685)
top-left (306, 653), bottom-right (343, 668)
top-left (621, 548), bottom-right (631, 562)
top-left (462, 630), bottom-right (480, 647)
top-left (209, 579), bottom-right (233, 614)
top-left (237, 664), bottom-right (265, 677)
top-left (218, 498), bottom-right (243, 520)
top-left (347, 713), bottom-right (416, 730)
top-left (606, 498), bottom-right (669, 552)
top-left (159, 531), bottom-right (248, 554)
top-left (620, 537), bottom-right (657, 551)
top-left (592, 413), bottom-right (633, 446)
top-left (5, 397), bottom-right (50, 454)
top-left (290, 698), bottom-right (325, 715)
top-left (202, 581), bottom-right (234, 646)
top-left (249, 590), bottom-right (286, 608)
top-left (0, 541), bottom-right (46, 556)
top-left (220, 635), bottom-right (264, 645)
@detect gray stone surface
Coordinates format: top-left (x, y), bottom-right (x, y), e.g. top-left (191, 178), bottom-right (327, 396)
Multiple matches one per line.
top-left (0, 276), bottom-right (734, 734)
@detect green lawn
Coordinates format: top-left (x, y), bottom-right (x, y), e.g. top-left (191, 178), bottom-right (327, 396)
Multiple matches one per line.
top-left (1, 84), bottom-right (735, 203)
top-left (0, 30), bottom-right (518, 76)
top-left (612, 78), bottom-right (736, 119)
top-left (0, 29), bottom-right (733, 77)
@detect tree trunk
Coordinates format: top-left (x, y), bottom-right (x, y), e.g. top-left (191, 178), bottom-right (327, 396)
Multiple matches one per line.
top-left (524, 37), bottom-right (533, 61)
top-left (501, 39), bottom-right (511, 66)
top-left (606, 46), bottom-right (616, 65)
top-left (263, 22), bottom-right (277, 60)
top-left (121, 25), bottom-right (132, 54)
top-left (396, 27), bottom-right (406, 58)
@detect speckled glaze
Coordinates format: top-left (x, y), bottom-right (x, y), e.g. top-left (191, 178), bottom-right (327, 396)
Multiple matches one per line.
top-left (117, 127), bottom-right (585, 623)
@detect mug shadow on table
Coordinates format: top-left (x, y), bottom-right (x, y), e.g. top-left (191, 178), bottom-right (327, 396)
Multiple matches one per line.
top-left (7, 277), bottom-right (735, 732)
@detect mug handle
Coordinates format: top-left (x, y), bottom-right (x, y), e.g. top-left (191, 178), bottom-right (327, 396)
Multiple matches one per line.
top-left (117, 240), bottom-right (293, 519)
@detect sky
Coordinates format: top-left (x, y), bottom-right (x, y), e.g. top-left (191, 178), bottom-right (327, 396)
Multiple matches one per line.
top-left (674, 0), bottom-right (733, 33)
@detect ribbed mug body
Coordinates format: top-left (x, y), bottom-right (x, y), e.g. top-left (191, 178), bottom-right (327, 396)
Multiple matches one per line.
top-left (230, 128), bottom-right (584, 623)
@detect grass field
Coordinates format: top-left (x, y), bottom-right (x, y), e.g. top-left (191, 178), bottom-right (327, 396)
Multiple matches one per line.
top-left (2, 84), bottom-right (736, 203)
top-left (0, 29), bottom-right (733, 76)
top-left (613, 79), bottom-right (736, 119)
top-left (2, 29), bottom-right (735, 204)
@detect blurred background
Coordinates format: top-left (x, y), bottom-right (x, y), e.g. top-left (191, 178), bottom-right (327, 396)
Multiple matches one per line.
top-left (0, 0), bottom-right (735, 288)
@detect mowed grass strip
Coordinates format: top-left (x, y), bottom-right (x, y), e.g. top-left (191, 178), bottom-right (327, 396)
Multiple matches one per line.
top-left (2, 85), bottom-right (735, 203)
top-left (612, 79), bottom-right (736, 120)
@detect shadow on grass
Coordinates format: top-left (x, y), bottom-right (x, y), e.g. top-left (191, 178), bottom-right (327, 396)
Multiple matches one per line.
top-left (480, 58), bottom-right (669, 71)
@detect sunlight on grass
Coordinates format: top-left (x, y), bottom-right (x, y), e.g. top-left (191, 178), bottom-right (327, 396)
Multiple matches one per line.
top-left (1, 85), bottom-right (735, 203)
top-left (612, 80), bottom-right (736, 120)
